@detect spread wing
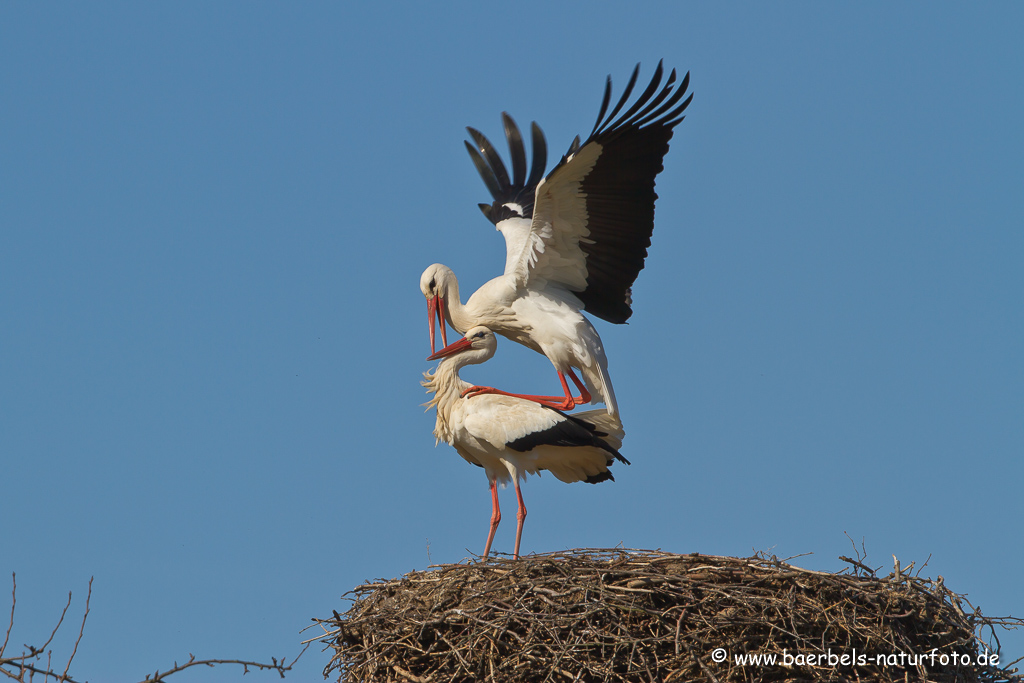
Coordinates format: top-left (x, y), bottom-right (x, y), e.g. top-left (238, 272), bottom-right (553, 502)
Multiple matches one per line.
top-left (466, 61), bottom-right (693, 323)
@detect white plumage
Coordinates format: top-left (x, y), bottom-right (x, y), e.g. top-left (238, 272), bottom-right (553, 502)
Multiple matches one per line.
top-left (422, 62), bottom-right (692, 416)
top-left (421, 263), bottom-right (614, 414)
top-left (423, 326), bottom-right (628, 559)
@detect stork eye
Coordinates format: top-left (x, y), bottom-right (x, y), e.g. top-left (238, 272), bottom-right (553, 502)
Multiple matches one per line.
top-left (473, 332), bottom-right (485, 339)
top-left (429, 277), bottom-right (436, 291)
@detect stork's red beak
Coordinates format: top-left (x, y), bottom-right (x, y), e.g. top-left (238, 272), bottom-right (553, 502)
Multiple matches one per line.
top-left (427, 294), bottom-right (448, 354)
top-left (427, 335), bottom-right (473, 361)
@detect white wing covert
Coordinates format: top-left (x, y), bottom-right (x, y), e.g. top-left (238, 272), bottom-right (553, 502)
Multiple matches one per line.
top-left (460, 395), bottom-right (562, 450)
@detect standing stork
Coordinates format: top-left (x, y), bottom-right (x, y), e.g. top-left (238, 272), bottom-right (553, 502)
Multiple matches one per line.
top-left (424, 326), bottom-right (629, 559)
top-left (422, 61), bottom-right (692, 416)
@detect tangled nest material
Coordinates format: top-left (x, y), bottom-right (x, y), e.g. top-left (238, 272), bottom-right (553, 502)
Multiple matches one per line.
top-left (314, 549), bottom-right (1022, 683)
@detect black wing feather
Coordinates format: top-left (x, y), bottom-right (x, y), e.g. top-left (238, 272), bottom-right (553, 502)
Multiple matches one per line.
top-left (632, 68), bottom-right (678, 125)
top-left (636, 71), bottom-right (690, 127)
top-left (503, 114), bottom-right (527, 188)
top-left (466, 115), bottom-right (548, 222)
top-left (564, 62), bottom-right (693, 324)
top-left (526, 122), bottom-right (547, 189)
top-left (601, 60), bottom-right (664, 135)
top-left (464, 140), bottom-right (503, 202)
top-left (591, 76), bottom-right (613, 139)
top-left (560, 135), bottom-right (581, 164)
top-left (505, 409), bottom-right (630, 485)
top-left (589, 63), bottom-right (640, 139)
top-left (466, 127), bottom-right (511, 196)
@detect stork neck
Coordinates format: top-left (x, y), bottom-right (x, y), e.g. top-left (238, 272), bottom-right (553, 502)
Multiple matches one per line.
top-left (427, 344), bottom-right (491, 405)
top-left (441, 278), bottom-right (471, 335)
top-left (435, 357), bottom-right (471, 396)
top-left (422, 359), bottom-right (469, 445)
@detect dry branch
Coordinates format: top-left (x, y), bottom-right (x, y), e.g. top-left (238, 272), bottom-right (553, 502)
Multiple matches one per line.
top-left (316, 549), bottom-right (1023, 683)
top-left (0, 573), bottom-right (307, 683)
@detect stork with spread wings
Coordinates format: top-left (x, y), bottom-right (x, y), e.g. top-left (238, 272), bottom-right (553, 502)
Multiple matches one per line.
top-left (421, 61), bottom-right (692, 417)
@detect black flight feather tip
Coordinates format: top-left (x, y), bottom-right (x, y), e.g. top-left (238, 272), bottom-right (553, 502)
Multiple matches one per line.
top-left (568, 62), bottom-right (693, 324)
top-left (503, 114), bottom-right (527, 188)
top-left (505, 408), bottom-right (630, 469)
top-left (466, 114), bottom-right (548, 222)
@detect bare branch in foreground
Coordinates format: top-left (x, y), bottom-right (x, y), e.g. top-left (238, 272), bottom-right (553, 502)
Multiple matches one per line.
top-left (141, 644), bottom-right (311, 682)
top-left (0, 574), bottom-right (308, 683)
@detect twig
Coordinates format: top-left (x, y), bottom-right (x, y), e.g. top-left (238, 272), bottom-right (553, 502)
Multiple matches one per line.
top-left (60, 576), bottom-right (91, 682)
top-left (0, 575), bottom-right (13, 659)
top-left (393, 664), bottom-right (429, 682)
top-left (40, 588), bottom-right (73, 655)
top-left (142, 644), bottom-right (309, 682)
top-left (839, 555), bottom-right (877, 577)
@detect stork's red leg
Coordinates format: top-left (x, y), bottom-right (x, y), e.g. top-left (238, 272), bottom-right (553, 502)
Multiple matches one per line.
top-left (563, 368), bottom-right (592, 406)
top-left (512, 478), bottom-right (527, 560)
top-left (482, 478), bottom-right (501, 559)
top-left (461, 385), bottom-right (574, 410)
top-left (461, 370), bottom-right (590, 411)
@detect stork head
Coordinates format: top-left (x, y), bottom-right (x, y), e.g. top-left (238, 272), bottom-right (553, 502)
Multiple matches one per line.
top-left (420, 263), bottom-right (454, 353)
top-left (426, 326), bottom-right (496, 364)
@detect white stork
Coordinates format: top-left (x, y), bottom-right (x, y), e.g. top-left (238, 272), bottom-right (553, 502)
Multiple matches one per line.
top-left (424, 326), bottom-right (629, 559)
top-left (421, 61), bottom-right (692, 415)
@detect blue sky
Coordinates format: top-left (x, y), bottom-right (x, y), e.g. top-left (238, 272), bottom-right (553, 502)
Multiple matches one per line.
top-left (2, 3), bottom-right (1022, 680)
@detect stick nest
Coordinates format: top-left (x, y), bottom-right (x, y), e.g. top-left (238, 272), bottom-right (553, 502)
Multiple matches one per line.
top-left (315, 549), bottom-right (1022, 683)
